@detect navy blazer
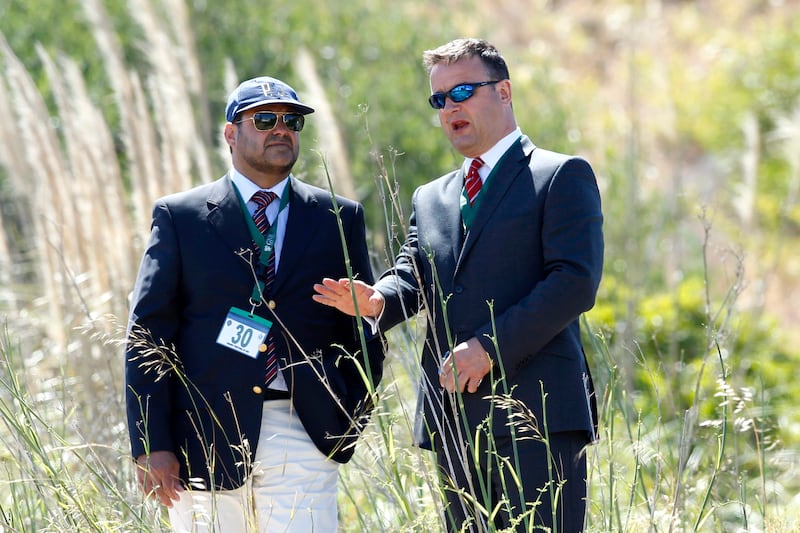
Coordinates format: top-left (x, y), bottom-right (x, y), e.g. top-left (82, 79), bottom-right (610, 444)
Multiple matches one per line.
top-left (375, 136), bottom-right (603, 448)
top-left (125, 175), bottom-right (384, 490)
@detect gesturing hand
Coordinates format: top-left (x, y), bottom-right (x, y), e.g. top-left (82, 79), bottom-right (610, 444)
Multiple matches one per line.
top-left (312, 277), bottom-right (385, 318)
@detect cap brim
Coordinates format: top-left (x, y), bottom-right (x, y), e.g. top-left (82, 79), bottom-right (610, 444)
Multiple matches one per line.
top-left (237, 99), bottom-right (315, 116)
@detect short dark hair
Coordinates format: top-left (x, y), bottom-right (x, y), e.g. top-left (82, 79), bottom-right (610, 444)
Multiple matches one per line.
top-left (422, 38), bottom-right (510, 81)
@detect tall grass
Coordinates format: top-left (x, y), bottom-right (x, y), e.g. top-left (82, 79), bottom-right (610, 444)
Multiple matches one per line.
top-left (1, 0), bottom-right (799, 532)
top-left (2, 239), bottom-right (798, 531)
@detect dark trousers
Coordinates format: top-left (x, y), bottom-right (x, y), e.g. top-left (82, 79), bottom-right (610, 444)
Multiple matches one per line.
top-left (435, 426), bottom-right (588, 533)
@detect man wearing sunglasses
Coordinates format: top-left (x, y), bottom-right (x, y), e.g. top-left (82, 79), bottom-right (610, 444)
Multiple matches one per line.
top-left (126, 76), bottom-right (384, 532)
top-left (315, 39), bottom-right (603, 532)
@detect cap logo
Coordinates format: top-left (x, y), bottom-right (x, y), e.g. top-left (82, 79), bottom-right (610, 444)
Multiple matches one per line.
top-left (259, 82), bottom-right (293, 100)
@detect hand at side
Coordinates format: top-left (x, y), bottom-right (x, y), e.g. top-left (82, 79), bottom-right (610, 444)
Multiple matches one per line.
top-left (136, 450), bottom-right (183, 507)
top-left (439, 337), bottom-right (494, 394)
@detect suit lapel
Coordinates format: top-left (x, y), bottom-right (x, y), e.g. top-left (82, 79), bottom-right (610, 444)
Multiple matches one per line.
top-left (272, 177), bottom-right (320, 292)
top-left (442, 171), bottom-right (467, 267)
top-left (457, 137), bottom-right (534, 267)
top-left (206, 175), bottom-right (254, 271)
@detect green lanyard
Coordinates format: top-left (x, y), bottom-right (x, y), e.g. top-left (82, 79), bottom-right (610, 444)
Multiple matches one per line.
top-left (233, 180), bottom-right (291, 305)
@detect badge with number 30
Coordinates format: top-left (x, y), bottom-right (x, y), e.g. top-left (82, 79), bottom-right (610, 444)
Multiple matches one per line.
top-left (216, 307), bottom-right (272, 359)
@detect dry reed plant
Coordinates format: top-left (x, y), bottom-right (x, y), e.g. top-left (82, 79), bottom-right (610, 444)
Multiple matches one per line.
top-left (81, 0), bottom-right (163, 237)
top-left (0, 1), bottom-right (226, 528)
top-left (0, 0), bottom-right (224, 345)
top-left (1, 34), bottom-right (75, 347)
top-left (124, 0), bottom-right (212, 194)
top-left (38, 44), bottom-right (136, 321)
top-left (80, 0), bottom-right (214, 241)
top-left (296, 47), bottom-right (357, 200)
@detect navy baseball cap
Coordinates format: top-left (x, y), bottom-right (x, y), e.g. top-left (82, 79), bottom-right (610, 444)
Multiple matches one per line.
top-left (225, 76), bottom-right (315, 122)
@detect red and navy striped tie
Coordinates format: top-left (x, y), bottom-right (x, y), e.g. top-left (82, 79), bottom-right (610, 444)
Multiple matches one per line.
top-left (251, 190), bottom-right (279, 385)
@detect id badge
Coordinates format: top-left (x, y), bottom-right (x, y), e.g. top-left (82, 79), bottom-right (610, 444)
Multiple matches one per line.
top-left (216, 307), bottom-right (272, 359)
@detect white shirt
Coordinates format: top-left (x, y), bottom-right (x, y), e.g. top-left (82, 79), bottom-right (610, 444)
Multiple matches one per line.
top-left (460, 127), bottom-right (523, 184)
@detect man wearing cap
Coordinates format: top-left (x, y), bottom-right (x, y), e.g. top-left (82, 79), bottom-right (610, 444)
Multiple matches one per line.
top-left (125, 76), bottom-right (384, 532)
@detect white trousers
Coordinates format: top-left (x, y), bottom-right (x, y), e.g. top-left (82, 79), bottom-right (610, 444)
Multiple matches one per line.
top-left (168, 400), bottom-right (340, 533)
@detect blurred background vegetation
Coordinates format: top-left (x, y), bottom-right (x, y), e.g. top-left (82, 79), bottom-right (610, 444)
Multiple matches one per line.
top-left (1, 0), bottom-right (799, 531)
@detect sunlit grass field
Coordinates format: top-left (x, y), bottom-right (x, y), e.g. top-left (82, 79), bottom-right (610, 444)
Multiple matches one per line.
top-left (1, 299), bottom-right (799, 531)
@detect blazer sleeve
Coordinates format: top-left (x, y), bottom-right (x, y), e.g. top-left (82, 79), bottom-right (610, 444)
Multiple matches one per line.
top-left (125, 201), bottom-right (181, 458)
top-left (374, 189), bottom-right (426, 330)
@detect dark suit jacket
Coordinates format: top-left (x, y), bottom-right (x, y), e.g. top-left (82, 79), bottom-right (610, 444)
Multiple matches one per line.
top-left (125, 175), bottom-right (384, 490)
top-left (374, 136), bottom-right (603, 449)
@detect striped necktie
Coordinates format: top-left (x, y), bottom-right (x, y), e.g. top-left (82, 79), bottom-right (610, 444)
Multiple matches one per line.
top-left (252, 190), bottom-right (278, 235)
top-left (251, 190), bottom-right (278, 292)
top-left (251, 190), bottom-right (280, 385)
top-left (464, 157), bottom-right (484, 205)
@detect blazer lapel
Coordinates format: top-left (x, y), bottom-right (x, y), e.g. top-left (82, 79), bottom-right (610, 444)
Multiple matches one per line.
top-left (458, 137), bottom-right (534, 267)
top-left (271, 177), bottom-right (320, 292)
top-left (441, 171), bottom-right (467, 267)
top-left (206, 175), bottom-right (254, 270)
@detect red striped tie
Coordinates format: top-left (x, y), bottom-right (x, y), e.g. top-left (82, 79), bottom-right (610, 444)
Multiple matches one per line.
top-left (251, 190), bottom-right (280, 385)
top-left (465, 157), bottom-right (484, 205)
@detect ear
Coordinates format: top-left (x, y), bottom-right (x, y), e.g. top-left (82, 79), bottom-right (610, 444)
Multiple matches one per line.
top-left (223, 122), bottom-right (237, 148)
top-left (497, 79), bottom-right (512, 105)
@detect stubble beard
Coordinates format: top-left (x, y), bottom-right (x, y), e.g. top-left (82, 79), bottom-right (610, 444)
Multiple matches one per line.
top-left (244, 145), bottom-right (297, 176)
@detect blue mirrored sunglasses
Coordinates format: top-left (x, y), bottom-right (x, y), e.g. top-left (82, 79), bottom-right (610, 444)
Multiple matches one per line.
top-left (235, 111), bottom-right (305, 132)
top-left (428, 80), bottom-right (502, 109)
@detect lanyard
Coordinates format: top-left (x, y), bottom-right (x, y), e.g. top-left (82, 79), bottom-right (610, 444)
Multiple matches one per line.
top-left (233, 180), bottom-right (291, 306)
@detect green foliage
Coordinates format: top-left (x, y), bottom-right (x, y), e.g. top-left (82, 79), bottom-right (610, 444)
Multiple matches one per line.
top-left (0, 0), bottom-right (143, 103)
top-left (0, 1), bottom-right (87, 73)
top-left (663, 9), bottom-right (800, 235)
top-left (737, 16), bottom-right (800, 127)
top-left (588, 270), bottom-right (799, 448)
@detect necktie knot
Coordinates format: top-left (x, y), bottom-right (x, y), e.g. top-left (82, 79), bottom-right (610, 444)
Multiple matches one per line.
top-left (465, 157), bottom-right (484, 206)
top-left (251, 191), bottom-right (278, 234)
top-left (252, 190), bottom-right (278, 208)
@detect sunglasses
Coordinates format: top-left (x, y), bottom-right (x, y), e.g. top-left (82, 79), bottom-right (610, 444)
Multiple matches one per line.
top-left (235, 111), bottom-right (305, 132)
top-left (428, 80), bottom-right (502, 109)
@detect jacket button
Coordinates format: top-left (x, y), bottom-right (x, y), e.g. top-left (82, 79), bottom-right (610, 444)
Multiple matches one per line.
top-left (454, 285), bottom-right (464, 294)
top-left (268, 300), bottom-right (277, 309)
top-left (252, 385), bottom-right (263, 395)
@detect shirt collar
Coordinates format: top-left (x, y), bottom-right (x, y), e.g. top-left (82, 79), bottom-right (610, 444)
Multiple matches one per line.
top-left (230, 169), bottom-right (290, 203)
top-left (462, 127), bottom-right (522, 175)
